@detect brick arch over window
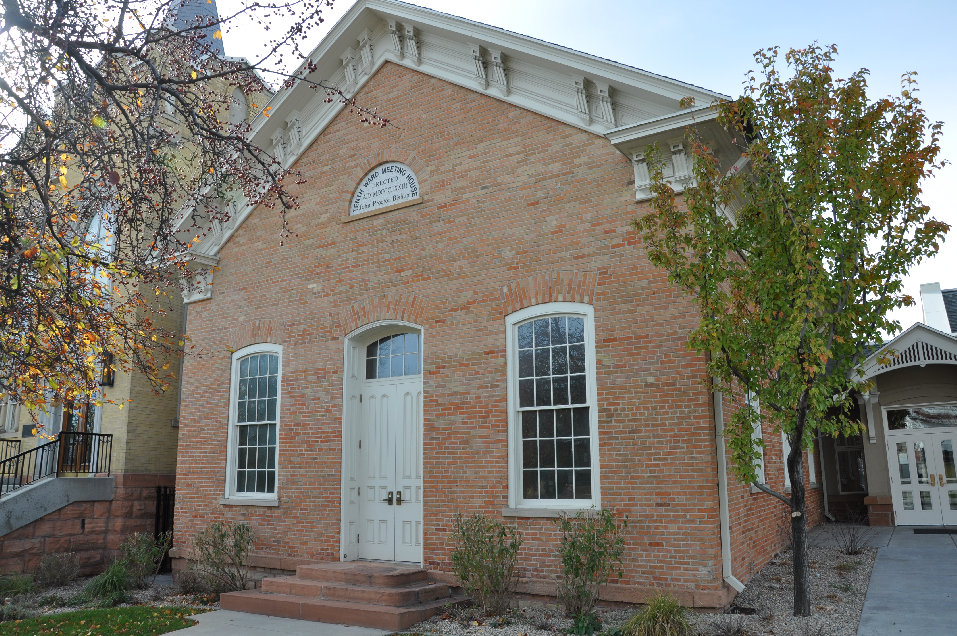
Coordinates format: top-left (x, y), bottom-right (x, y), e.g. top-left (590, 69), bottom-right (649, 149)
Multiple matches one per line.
top-left (333, 295), bottom-right (431, 337)
top-left (337, 150), bottom-right (428, 201)
top-left (229, 319), bottom-right (285, 351)
top-left (501, 271), bottom-right (599, 317)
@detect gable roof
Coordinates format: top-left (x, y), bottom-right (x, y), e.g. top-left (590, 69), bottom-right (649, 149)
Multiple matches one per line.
top-left (854, 322), bottom-right (957, 383)
top-left (181, 0), bottom-right (731, 268)
top-left (942, 288), bottom-right (957, 332)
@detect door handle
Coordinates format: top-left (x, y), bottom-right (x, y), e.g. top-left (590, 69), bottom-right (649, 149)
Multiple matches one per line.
top-left (930, 474), bottom-right (936, 486)
top-left (395, 490), bottom-right (402, 506)
top-left (940, 474), bottom-right (946, 486)
top-left (382, 491), bottom-right (393, 505)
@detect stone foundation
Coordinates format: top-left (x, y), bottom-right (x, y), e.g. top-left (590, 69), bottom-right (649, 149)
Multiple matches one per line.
top-left (0, 473), bottom-right (174, 576)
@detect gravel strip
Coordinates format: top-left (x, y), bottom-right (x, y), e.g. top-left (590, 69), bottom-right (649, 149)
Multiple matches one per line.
top-left (409, 545), bottom-right (876, 636)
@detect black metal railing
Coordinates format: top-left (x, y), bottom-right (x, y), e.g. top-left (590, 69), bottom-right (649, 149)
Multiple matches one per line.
top-left (0, 439), bottom-right (20, 462)
top-left (57, 432), bottom-right (112, 475)
top-left (0, 432), bottom-right (112, 498)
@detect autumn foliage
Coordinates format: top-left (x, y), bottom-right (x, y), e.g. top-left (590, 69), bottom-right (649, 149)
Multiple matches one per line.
top-left (636, 44), bottom-right (947, 615)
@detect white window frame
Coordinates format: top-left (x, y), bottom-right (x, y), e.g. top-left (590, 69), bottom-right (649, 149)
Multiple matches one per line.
top-left (506, 302), bottom-right (600, 511)
top-left (1, 402), bottom-right (18, 434)
top-left (224, 343), bottom-right (282, 503)
top-left (807, 437), bottom-right (818, 487)
top-left (746, 391), bottom-right (765, 486)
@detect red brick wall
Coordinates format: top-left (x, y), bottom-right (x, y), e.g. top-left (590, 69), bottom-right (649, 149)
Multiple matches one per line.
top-left (0, 474), bottom-right (173, 576)
top-left (173, 62), bottom-right (803, 607)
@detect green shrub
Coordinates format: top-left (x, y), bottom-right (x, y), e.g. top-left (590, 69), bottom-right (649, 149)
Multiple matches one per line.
top-left (120, 531), bottom-right (171, 588)
top-left (0, 572), bottom-right (34, 597)
top-left (80, 560), bottom-right (130, 607)
top-left (555, 509), bottom-right (626, 620)
top-left (34, 552), bottom-right (81, 588)
top-left (0, 600), bottom-right (35, 622)
top-left (621, 594), bottom-right (693, 636)
top-left (193, 521), bottom-right (253, 593)
top-left (450, 513), bottom-right (522, 616)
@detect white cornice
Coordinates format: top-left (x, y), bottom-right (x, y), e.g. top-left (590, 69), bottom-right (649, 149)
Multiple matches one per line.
top-left (205, 0), bottom-right (730, 260)
top-left (855, 322), bottom-right (957, 383)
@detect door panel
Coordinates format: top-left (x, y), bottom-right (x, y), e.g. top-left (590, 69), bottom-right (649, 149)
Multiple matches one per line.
top-left (937, 437), bottom-right (957, 525)
top-left (357, 375), bottom-right (423, 562)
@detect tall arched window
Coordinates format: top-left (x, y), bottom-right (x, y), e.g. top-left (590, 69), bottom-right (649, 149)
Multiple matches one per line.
top-left (226, 344), bottom-right (281, 499)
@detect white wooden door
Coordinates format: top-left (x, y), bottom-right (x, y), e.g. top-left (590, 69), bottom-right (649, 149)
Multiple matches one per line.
top-left (357, 371), bottom-right (422, 562)
top-left (888, 431), bottom-right (957, 525)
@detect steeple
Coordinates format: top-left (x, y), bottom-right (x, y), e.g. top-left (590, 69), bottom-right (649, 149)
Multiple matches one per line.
top-left (168, 0), bottom-right (226, 58)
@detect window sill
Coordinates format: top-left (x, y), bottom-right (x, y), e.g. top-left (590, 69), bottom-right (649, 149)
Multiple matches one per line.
top-left (502, 507), bottom-right (598, 518)
top-left (219, 497), bottom-right (279, 507)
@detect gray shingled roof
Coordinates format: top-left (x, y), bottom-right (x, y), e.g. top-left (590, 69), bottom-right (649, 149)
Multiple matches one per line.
top-left (170, 0), bottom-right (225, 57)
top-left (942, 288), bottom-right (957, 333)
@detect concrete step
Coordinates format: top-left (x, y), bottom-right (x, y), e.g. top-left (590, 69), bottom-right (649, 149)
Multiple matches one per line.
top-left (260, 575), bottom-right (451, 606)
top-left (220, 589), bottom-right (456, 630)
top-left (296, 561), bottom-right (427, 586)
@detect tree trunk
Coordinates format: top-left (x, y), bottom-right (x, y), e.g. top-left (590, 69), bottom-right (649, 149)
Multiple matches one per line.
top-left (788, 430), bottom-right (811, 616)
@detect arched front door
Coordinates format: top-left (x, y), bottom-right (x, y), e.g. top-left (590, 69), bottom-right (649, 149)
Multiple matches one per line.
top-left (342, 324), bottom-right (423, 563)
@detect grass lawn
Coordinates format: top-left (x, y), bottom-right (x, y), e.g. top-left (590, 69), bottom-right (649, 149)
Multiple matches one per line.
top-left (0, 605), bottom-right (207, 635)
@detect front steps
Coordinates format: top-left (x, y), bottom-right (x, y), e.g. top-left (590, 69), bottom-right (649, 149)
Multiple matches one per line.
top-left (220, 562), bottom-right (459, 630)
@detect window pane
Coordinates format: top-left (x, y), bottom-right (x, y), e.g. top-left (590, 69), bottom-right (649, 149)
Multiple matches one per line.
top-left (237, 402), bottom-right (247, 424)
top-left (267, 375), bottom-right (277, 399)
top-left (536, 378), bottom-right (552, 406)
top-left (567, 317), bottom-right (584, 343)
top-left (534, 319), bottom-right (550, 347)
top-left (522, 411), bottom-right (537, 438)
top-left (557, 469), bottom-right (574, 499)
top-left (539, 440), bottom-right (555, 467)
top-left (538, 410), bottom-right (554, 438)
top-left (552, 346), bottom-right (568, 375)
top-left (523, 440), bottom-right (538, 468)
top-left (248, 377), bottom-right (258, 400)
top-left (550, 317), bottom-right (567, 344)
top-left (523, 470), bottom-right (538, 498)
top-left (540, 471), bottom-right (556, 499)
top-left (236, 471), bottom-right (247, 493)
top-left (378, 355), bottom-right (390, 379)
top-left (574, 469), bottom-right (591, 498)
top-left (519, 379), bottom-right (534, 408)
top-left (257, 400), bottom-right (267, 422)
top-left (238, 425), bottom-right (248, 445)
top-left (392, 356), bottom-right (404, 377)
top-left (367, 341), bottom-right (378, 359)
top-left (258, 376), bottom-right (268, 398)
top-left (552, 377), bottom-right (569, 405)
top-left (240, 357), bottom-right (249, 377)
top-left (238, 448), bottom-right (247, 469)
top-left (519, 350), bottom-right (534, 378)
top-left (405, 333), bottom-right (419, 354)
top-left (268, 355), bottom-right (278, 375)
top-left (238, 379), bottom-right (248, 400)
top-left (556, 439), bottom-right (573, 467)
top-left (266, 399), bottom-right (276, 422)
top-left (392, 334), bottom-right (405, 355)
top-left (366, 358), bottom-right (377, 379)
top-left (268, 424), bottom-right (277, 445)
top-left (535, 348), bottom-right (550, 376)
top-left (266, 472), bottom-right (275, 493)
top-left (568, 344), bottom-right (585, 374)
top-left (573, 407), bottom-right (589, 436)
top-left (569, 375), bottom-right (587, 404)
top-left (555, 409), bottom-right (572, 436)
top-left (518, 323), bottom-right (533, 349)
top-left (379, 337), bottom-right (391, 357)
top-left (574, 438), bottom-right (591, 467)
top-left (404, 353), bottom-right (420, 375)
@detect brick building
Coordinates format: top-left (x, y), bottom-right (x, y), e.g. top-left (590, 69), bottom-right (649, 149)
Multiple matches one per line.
top-left (170, 0), bottom-right (824, 613)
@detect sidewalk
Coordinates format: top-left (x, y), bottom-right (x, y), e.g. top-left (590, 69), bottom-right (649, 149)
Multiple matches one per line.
top-left (856, 527), bottom-right (957, 636)
top-left (172, 609), bottom-right (389, 635)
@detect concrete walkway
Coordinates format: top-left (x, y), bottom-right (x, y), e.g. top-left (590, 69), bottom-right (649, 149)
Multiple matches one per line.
top-left (172, 609), bottom-right (389, 635)
top-left (856, 527), bottom-right (957, 636)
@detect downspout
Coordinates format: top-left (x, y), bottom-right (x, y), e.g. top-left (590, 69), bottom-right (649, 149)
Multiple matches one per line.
top-left (817, 430), bottom-right (836, 521)
top-left (713, 386), bottom-right (746, 593)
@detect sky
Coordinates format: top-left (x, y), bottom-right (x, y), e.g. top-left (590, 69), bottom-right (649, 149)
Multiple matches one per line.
top-left (223, 0), bottom-right (957, 335)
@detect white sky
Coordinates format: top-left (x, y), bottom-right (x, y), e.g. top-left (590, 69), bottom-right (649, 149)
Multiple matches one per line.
top-left (223, 0), bottom-right (957, 335)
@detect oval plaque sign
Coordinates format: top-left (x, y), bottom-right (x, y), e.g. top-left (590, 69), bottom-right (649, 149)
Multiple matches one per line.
top-left (350, 162), bottom-right (420, 216)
